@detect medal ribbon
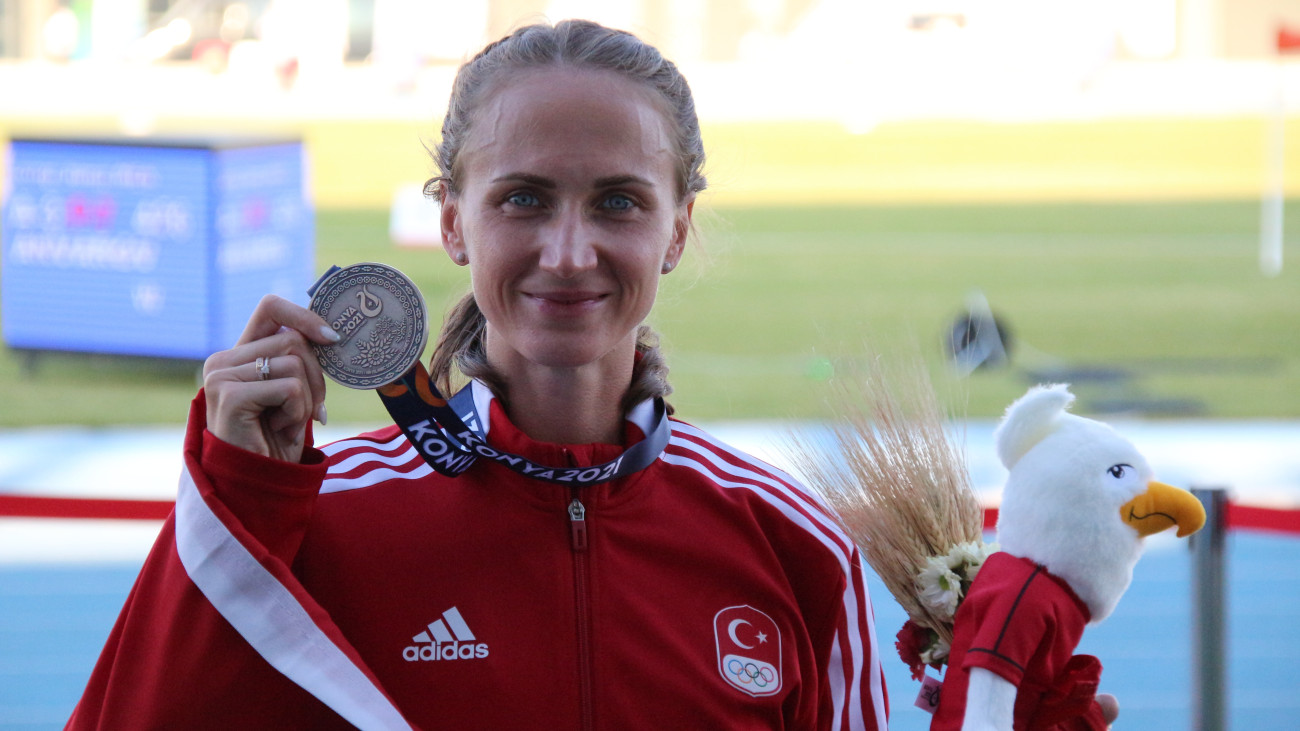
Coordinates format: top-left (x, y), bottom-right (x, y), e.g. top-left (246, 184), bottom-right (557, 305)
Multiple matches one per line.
top-left (375, 362), bottom-right (670, 486)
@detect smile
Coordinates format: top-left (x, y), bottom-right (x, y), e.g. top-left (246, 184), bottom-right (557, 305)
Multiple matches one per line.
top-left (526, 292), bottom-right (608, 310)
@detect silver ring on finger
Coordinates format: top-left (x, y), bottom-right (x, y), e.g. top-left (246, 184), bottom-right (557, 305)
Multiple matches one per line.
top-left (255, 356), bottom-right (272, 381)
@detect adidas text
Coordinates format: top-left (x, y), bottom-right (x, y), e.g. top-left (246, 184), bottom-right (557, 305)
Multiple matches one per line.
top-left (405, 607), bottom-right (487, 662)
top-left (403, 642), bottom-right (490, 661)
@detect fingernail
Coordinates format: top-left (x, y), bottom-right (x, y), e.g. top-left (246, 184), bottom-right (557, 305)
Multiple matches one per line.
top-left (320, 325), bottom-right (342, 343)
top-left (317, 403), bottom-right (328, 426)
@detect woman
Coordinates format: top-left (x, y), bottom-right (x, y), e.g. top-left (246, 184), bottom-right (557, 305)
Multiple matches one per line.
top-left (69, 20), bottom-right (887, 730)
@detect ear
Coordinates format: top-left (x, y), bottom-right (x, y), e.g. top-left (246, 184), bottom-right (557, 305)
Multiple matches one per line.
top-left (439, 182), bottom-right (468, 265)
top-left (994, 383), bottom-right (1074, 470)
top-left (664, 198), bottom-right (694, 270)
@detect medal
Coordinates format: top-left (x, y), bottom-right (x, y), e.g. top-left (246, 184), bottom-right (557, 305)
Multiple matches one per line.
top-left (307, 263), bottom-right (428, 389)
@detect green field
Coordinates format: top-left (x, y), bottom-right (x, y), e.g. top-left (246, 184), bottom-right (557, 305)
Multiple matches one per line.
top-left (2, 199), bottom-right (1296, 427)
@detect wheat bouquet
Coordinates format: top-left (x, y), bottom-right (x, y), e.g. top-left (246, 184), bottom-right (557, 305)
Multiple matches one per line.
top-left (786, 359), bottom-right (994, 682)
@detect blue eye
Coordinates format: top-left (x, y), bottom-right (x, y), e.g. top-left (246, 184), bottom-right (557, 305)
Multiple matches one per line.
top-left (507, 192), bottom-right (540, 207)
top-left (1107, 464), bottom-right (1130, 479)
top-left (602, 194), bottom-right (634, 211)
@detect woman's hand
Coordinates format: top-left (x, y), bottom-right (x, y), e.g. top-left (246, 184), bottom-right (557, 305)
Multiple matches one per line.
top-left (1097, 693), bottom-right (1119, 727)
top-left (201, 295), bottom-right (341, 463)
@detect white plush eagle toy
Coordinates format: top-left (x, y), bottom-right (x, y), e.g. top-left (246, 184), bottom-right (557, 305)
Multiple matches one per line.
top-left (931, 384), bottom-right (1206, 731)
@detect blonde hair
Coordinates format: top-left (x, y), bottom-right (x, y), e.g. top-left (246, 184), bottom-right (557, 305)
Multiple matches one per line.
top-left (426, 19), bottom-right (706, 202)
top-left (426, 19), bottom-right (705, 415)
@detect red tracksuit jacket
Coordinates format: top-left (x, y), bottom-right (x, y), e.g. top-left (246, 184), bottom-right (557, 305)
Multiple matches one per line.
top-left (68, 384), bottom-right (888, 730)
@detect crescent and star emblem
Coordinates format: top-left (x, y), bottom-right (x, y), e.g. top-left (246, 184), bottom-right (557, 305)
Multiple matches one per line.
top-left (714, 606), bottom-right (782, 697)
top-left (727, 618), bottom-right (769, 649)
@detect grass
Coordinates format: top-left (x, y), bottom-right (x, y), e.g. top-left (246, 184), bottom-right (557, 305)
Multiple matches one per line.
top-left (2, 199), bottom-right (1297, 427)
top-left (661, 199), bottom-right (1300, 421)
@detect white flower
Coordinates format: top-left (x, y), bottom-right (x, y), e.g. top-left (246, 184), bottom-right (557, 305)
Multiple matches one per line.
top-left (917, 556), bottom-right (964, 618)
top-left (946, 541), bottom-right (981, 566)
top-left (920, 635), bottom-right (951, 665)
top-left (948, 541), bottom-right (999, 583)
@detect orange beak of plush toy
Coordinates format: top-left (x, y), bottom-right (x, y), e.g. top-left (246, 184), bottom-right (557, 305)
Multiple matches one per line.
top-left (1120, 481), bottom-right (1207, 538)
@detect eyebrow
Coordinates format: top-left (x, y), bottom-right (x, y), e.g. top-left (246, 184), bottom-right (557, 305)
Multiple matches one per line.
top-left (492, 173), bottom-right (555, 188)
top-left (491, 173), bottom-right (655, 189)
top-left (593, 174), bottom-right (655, 189)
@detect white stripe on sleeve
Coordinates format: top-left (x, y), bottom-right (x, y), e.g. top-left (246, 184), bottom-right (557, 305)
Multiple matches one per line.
top-left (321, 463), bottom-right (434, 494)
top-left (668, 423), bottom-right (886, 730)
top-left (174, 467), bottom-right (412, 731)
top-left (320, 433), bottom-right (409, 457)
top-left (662, 449), bottom-right (870, 725)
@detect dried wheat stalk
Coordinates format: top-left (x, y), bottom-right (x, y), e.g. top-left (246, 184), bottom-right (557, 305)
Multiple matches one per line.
top-left (786, 357), bottom-right (983, 644)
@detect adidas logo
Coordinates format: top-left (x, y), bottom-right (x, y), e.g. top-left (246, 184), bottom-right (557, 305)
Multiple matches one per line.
top-left (402, 607), bottom-right (490, 662)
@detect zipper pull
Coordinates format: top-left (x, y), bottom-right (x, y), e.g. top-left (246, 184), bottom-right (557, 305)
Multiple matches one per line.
top-left (568, 497), bottom-right (588, 552)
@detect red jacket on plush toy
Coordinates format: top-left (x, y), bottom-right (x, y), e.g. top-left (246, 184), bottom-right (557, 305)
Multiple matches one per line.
top-left (932, 385), bottom-right (1205, 731)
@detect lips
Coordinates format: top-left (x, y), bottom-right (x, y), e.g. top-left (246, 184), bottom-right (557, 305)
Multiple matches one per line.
top-left (525, 290), bottom-right (608, 314)
top-left (534, 291), bottom-right (604, 304)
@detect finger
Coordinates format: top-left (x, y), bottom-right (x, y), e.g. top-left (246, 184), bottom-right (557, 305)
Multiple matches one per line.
top-left (1096, 693), bottom-right (1119, 724)
top-left (257, 380), bottom-right (313, 435)
top-left (205, 329), bottom-right (328, 419)
top-left (205, 351), bottom-right (313, 427)
top-left (278, 334), bottom-right (329, 422)
top-left (250, 379), bottom-right (313, 442)
top-left (260, 412), bottom-right (304, 464)
top-left (250, 351), bottom-right (327, 424)
top-left (236, 294), bottom-right (342, 348)
top-left (206, 374), bottom-right (313, 458)
top-left (206, 359), bottom-right (308, 418)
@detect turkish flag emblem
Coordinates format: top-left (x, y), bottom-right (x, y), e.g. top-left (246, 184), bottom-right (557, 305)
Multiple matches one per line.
top-left (714, 605), bottom-right (782, 697)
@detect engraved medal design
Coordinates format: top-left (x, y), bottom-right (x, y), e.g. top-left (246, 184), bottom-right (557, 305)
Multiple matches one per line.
top-left (308, 263), bottom-right (428, 389)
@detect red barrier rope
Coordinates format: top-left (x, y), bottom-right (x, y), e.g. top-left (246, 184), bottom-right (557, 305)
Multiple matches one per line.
top-left (0, 495), bottom-right (173, 521)
top-left (2, 495), bottom-right (1298, 536)
top-left (1224, 503), bottom-right (1300, 535)
top-left (978, 505), bottom-right (1300, 535)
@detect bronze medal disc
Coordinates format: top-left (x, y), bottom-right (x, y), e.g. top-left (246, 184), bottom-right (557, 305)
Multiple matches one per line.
top-left (308, 263), bottom-right (428, 389)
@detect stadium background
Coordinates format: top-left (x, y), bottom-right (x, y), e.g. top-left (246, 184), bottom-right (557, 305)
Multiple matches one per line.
top-left (1, 1), bottom-right (1299, 729)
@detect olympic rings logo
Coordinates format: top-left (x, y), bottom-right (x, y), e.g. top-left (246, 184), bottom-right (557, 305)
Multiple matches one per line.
top-left (726, 658), bottom-right (777, 688)
top-left (715, 607), bottom-right (782, 697)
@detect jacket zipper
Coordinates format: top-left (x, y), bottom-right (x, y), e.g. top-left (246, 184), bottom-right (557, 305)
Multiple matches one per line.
top-left (568, 495), bottom-right (595, 731)
top-left (568, 496), bottom-right (589, 551)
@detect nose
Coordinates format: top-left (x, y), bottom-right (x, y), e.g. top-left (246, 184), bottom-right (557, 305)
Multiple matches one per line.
top-left (538, 206), bottom-right (598, 278)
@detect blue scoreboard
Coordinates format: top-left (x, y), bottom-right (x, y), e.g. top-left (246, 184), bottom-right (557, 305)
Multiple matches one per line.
top-left (2, 136), bottom-right (314, 360)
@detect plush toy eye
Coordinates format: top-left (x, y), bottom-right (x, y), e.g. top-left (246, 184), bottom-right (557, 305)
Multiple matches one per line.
top-left (1107, 464), bottom-right (1131, 479)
